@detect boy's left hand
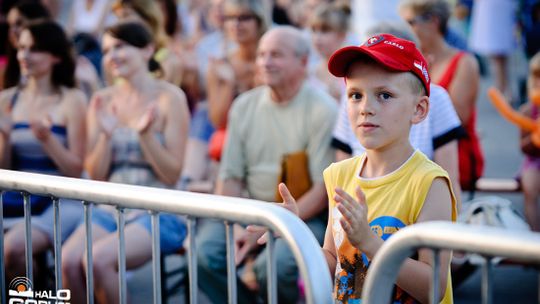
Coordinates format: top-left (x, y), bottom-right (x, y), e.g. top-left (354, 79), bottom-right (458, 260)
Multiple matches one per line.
top-left (335, 187), bottom-right (376, 251)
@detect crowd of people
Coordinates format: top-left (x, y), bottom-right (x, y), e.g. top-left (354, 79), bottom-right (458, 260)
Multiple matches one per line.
top-left (0, 0), bottom-right (538, 303)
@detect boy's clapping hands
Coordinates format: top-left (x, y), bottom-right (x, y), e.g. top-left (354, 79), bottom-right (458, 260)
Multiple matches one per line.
top-left (335, 187), bottom-right (381, 256)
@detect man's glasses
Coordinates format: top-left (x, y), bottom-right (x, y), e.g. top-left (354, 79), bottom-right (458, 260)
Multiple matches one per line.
top-left (223, 14), bottom-right (256, 22)
top-left (405, 14), bottom-right (431, 26)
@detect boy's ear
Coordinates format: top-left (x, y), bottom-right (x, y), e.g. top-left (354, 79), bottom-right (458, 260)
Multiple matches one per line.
top-left (411, 96), bottom-right (429, 124)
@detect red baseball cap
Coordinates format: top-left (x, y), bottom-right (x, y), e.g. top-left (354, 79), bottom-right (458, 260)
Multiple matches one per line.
top-left (328, 33), bottom-right (430, 96)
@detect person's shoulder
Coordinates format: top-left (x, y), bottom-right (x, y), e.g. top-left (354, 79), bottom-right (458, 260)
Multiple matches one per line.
top-left (154, 81), bottom-right (189, 115)
top-left (51, 88), bottom-right (86, 123)
top-left (59, 87), bottom-right (87, 116)
top-left (0, 87), bottom-right (18, 113)
top-left (224, 86), bottom-right (267, 122)
top-left (411, 150), bottom-right (449, 177)
top-left (457, 51), bottom-right (479, 73)
top-left (428, 83), bottom-right (460, 124)
top-left (232, 86), bottom-right (267, 109)
top-left (428, 84), bottom-right (453, 113)
top-left (429, 83), bottom-right (449, 100)
top-left (324, 155), bottom-right (363, 177)
top-left (239, 85), bottom-right (267, 99)
top-left (156, 80), bottom-right (187, 101)
top-left (61, 87), bottom-right (87, 104)
top-left (0, 86), bottom-right (18, 104)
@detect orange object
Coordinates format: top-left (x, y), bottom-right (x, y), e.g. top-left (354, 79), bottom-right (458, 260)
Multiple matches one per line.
top-left (487, 87), bottom-right (540, 147)
top-left (208, 128), bottom-right (227, 162)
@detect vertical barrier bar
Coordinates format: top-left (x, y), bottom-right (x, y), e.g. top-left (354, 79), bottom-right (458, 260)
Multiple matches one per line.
top-left (0, 191), bottom-right (5, 304)
top-left (482, 257), bottom-right (492, 304)
top-left (117, 207), bottom-right (127, 304)
top-left (23, 193), bottom-right (33, 282)
top-left (53, 198), bottom-right (62, 291)
top-left (266, 230), bottom-right (277, 304)
top-left (187, 217), bottom-right (198, 304)
top-left (151, 211), bottom-right (161, 304)
top-left (83, 201), bottom-right (94, 304)
top-left (225, 222), bottom-right (237, 304)
top-left (431, 249), bottom-right (440, 304)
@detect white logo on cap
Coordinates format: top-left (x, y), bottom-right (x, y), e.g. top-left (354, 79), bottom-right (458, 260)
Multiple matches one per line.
top-left (365, 35), bottom-right (385, 47)
top-left (414, 61), bottom-right (429, 83)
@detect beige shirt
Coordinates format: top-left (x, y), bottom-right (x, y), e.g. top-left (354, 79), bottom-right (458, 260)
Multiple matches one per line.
top-left (220, 81), bottom-right (338, 202)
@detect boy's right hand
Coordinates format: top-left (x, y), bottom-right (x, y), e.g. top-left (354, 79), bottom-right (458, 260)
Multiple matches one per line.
top-left (248, 183), bottom-right (300, 245)
top-left (278, 183), bottom-right (299, 216)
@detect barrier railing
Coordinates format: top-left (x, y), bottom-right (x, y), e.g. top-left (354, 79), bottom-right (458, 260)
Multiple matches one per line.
top-left (362, 221), bottom-right (540, 304)
top-left (0, 169), bottom-right (333, 304)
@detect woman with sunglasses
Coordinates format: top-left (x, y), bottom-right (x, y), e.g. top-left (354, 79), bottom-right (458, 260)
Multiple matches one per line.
top-left (205, 0), bottom-right (267, 162)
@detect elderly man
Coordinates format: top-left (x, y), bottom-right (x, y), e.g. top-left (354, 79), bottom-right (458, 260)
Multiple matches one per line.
top-left (196, 26), bottom-right (337, 303)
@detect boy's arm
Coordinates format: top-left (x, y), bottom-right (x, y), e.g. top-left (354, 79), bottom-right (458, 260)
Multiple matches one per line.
top-left (393, 177), bottom-right (453, 303)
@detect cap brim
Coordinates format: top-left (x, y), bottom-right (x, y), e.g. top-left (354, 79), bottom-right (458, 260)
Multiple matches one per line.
top-left (328, 46), bottom-right (410, 77)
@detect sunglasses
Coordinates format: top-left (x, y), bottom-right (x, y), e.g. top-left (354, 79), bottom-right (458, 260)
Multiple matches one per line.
top-left (223, 14), bottom-right (257, 22)
top-left (405, 14), bottom-right (432, 26)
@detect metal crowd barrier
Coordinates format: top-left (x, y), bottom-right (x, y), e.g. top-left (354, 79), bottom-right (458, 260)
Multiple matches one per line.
top-left (362, 221), bottom-right (540, 304)
top-left (0, 169), bottom-right (333, 304)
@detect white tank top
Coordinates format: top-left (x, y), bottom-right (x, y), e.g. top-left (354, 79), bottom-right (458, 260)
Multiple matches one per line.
top-left (71, 0), bottom-right (112, 35)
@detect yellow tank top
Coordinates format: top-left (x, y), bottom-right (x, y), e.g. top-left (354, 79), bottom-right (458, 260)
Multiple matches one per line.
top-left (323, 150), bottom-right (456, 304)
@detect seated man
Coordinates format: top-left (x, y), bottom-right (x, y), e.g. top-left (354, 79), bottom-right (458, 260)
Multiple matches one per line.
top-left (196, 26), bottom-right (338, 303)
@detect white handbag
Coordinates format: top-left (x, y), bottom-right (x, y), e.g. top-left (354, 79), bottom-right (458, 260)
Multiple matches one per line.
top-left (457, 196), bottom-right (530, 265)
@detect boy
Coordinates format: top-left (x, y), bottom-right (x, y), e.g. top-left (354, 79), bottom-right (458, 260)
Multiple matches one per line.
top-left (278, 34), bottom-right (456, 303)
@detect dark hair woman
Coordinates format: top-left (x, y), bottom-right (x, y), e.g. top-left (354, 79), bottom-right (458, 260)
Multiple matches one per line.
top-left (0, 19), bottom-right (86, 287)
